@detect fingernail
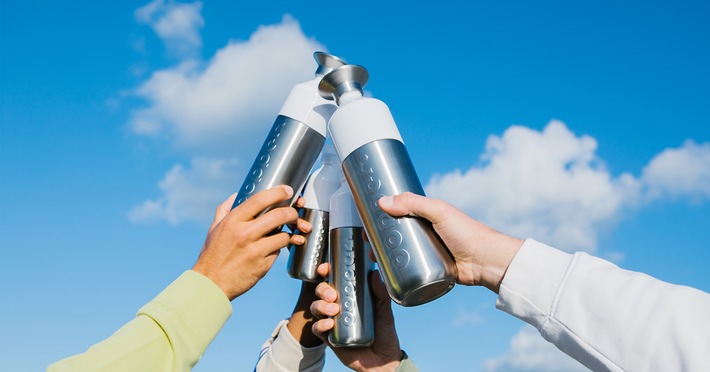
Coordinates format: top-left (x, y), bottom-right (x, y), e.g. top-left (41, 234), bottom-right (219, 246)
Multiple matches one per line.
top-left (293, 235), bottom-right (306, 245)
top-left (379, 195), bottom-right (393, 207)
top-left (283, 186), bottom-right (293, 197)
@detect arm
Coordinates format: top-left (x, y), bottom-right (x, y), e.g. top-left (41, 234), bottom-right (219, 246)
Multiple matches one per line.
top-left (48, 271), bottom-right (231, 372)
top-left (378, 192), bottom-right (710, 371)
top-left (498, 239), bottom-right (710, 371)
top-left (49, 187), bottom-right (306, 372)
top-left (255, 282), bottom-right (327, 372)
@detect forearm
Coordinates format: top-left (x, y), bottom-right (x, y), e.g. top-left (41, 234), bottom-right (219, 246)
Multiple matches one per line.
top-left (48, 270), bottom-right (232, 372)
top-left (497, 239), bottom-right (710, 371)
top-left (255, 282), bottom-right (326, 371)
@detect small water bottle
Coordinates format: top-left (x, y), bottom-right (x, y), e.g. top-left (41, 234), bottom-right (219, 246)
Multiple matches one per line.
top-left (287, 144), bottom-right (341, 282)
top-left (231, 52), bottom-right (346, 212)
top-left (320, 64), bottom-right (457, 307)
top-left (328, 173), bottom-right (375, 347)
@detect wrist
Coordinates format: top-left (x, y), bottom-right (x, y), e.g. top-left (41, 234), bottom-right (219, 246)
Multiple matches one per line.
top-left (475, 233), bottom-right (524, 294)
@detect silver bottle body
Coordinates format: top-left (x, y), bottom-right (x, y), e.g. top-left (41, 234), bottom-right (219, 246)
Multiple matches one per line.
top-left (231, 115), bottom-right (325, 211)
top-left (328, 226), bottom-right (375, 347)
top-left (287, 208), bottom-right (329, 282)
top-left (342, 139), bottom-right (457, 306)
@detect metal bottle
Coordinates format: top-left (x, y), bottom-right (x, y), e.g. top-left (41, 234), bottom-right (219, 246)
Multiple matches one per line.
top-left (287, 144), bottom-right (341, 282)
top-left (231, 52), bottom-right (347, 212)
top-left (319, 64), bottom-right (458, 307)
top-left (328, 172), bottom-right (375, 347)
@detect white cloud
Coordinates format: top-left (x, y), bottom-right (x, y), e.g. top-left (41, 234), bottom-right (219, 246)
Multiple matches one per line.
top-left (135, 0), bottom-right (204, 57)
top-left (642, 139), bottom-right (710, 203)
top-left (129, 15), bottom-right (325, 154)
top-left (426, 120), bottom-right (641, 253)
top-left (452, 306), bottom-right (484, 328)
top-left (128, 157), bottom-right (241, 225)
top-left (483, 325), bottom-right (588, 372)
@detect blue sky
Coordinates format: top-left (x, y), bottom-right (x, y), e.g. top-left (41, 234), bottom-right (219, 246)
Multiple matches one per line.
top-left (1, 1), bottom-right (709, 371)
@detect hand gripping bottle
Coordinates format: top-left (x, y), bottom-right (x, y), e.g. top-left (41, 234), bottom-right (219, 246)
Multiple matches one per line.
top-left (319, 64), bottom-right (457, 306)
top-left (287, 144), bottom-right (341, 282)
top-left (231, 52), bottom-right (347, 212)
top-left (328, 172), bottom-right (375, 347)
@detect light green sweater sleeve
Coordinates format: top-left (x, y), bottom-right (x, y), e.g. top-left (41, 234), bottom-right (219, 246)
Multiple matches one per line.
top-left (48, 270), bottom-right (232, 372)
top-left (394, 351), bottom-right (419, 372)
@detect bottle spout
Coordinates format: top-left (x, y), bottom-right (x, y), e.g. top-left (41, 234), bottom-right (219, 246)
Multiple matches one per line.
top-left (318, 64), bottom-right (369, 105)
top-left (314, 52), bottom-right (347, 77)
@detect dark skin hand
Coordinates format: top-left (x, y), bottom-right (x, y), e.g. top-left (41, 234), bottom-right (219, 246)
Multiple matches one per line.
top-left (311, 263), bottom-right (404, 372)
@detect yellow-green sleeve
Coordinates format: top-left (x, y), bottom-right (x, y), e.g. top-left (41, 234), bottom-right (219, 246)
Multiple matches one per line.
top-left (393, 351), bottom-right (419, 372)
top-left (48, 270), bottom-right (232, 372)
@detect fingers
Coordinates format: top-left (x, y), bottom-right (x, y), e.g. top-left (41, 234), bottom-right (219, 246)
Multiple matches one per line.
top-left (311, 318), bottom-right (334, 340)
top-left (210, 193), bottom-right (238, 232)
top-left (254, 232), bottom-right (292, 256)
top-left (316, 262), bottom-right (330, 278)
top-left (367, 247), bottom-right (378, 262)
top-left (250, 205), bottom-right (299, 237)
top-left (233, 186), bottom-right (294, 221)
top-left (315, 281), bottom-right (338, 302)
top-left (293, 196), bottom-right (306, 209)
top-left (310, 281), bottom-right (339, 340)
top-left (378, 192), bottom-right (448, 224)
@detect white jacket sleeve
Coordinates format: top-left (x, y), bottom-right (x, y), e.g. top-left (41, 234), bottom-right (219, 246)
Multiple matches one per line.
top-left (254, 319), bottom-right (326, 372)
top-left (496, 239), bottom-right (710, 371)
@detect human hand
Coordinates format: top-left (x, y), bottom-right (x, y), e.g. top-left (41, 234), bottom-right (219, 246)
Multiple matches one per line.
top-left (192, 186), bottom-right (311, 301)
top-left (378, 192), bottom-right (524, 293)
top-left (311, 264), bottom-right (403, 372)
top-left (286, 281), bottom-right (324, 348)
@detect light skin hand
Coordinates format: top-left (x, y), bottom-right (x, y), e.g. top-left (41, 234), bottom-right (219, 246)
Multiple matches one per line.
top-left (310, 264), bottom-right (403, 372)
top-left (192, 186), bottom-right (311, 301)
top-left (378, 192), bottom-right (524, 294)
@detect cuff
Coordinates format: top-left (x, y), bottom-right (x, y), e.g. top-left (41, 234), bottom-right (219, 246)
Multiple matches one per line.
top-left (496, 238), bottom-right (575, 327)
top-left (394, 350), bottom-right (419, 372)
top-left (266, 320), bottom-right (327, 370)
top-left (138, 270), bottom-right (233, 358)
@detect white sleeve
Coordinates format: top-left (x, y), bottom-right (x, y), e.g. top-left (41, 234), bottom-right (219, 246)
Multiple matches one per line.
top-left (254, 319), bottom-right (326, 372)
top-left (496, 239), bottom-right (710, 371)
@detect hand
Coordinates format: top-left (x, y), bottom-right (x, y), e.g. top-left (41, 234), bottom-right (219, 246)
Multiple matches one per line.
top-left (311, 264), bottom-right (403, 372)
top-left (285, 281), bottom-right (323, 348)
top-left (192, 186), bottom-right (311, 301)
top-left (378, 192), bottom-right (524, 293)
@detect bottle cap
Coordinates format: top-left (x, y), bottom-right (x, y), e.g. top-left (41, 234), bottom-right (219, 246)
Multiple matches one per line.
top-left (318, 64), bottom-right (369, 105)
top-left (314, 52), bottom-right (347, 77)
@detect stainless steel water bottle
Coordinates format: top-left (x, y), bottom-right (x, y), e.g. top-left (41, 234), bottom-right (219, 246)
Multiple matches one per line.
top-left (231, 52), bottom-right (347, 212)
top-left (320, 64), bottom-right (458, 307)
top-left (328, 173), bottom-right (375, 347)
top-left (287, 144), bottom-right (341, 282)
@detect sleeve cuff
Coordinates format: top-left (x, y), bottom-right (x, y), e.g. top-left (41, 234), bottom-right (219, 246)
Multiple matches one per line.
top-left (496, 238), bottom-right (575, 328)
top-left (138, 270), bottom-right (233, 358)
top-left (267, 320), bottom-right (327, 370)
top-left (394, 350), bottom-right (419, 372)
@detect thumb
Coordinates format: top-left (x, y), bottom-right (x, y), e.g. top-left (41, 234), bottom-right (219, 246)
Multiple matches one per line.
top-left (378, 192), bottom-right (447, 224)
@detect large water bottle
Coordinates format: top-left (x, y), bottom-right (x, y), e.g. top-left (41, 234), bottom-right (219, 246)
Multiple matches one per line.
top-left (231, 52), bottom-right (346, 213)
top-left (320, 64), bottom-right (457, 306)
